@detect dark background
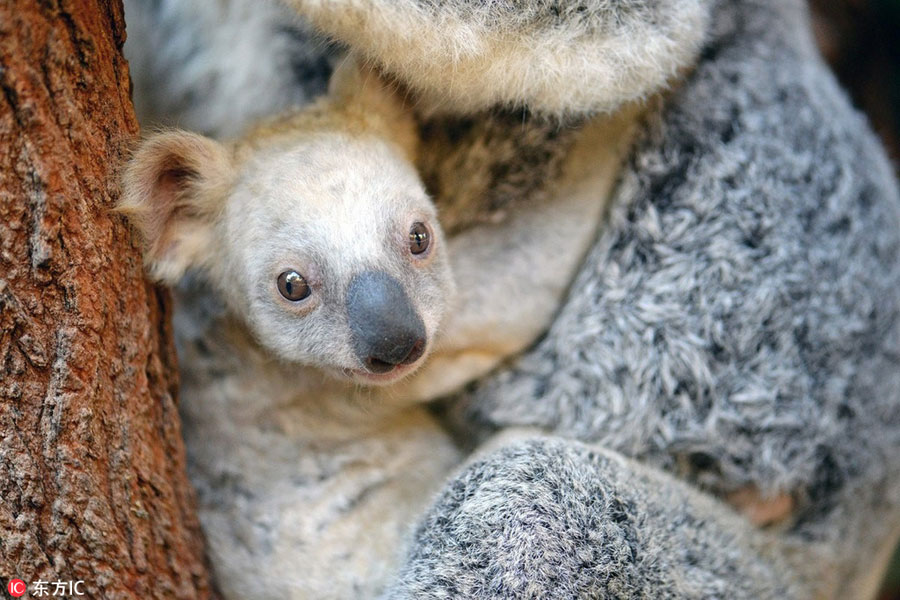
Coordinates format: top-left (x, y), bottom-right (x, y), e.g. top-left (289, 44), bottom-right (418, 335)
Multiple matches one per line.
top-left (808, 0), bottom-right (899, 597)
top-left (811, 0), bottom-right (900, 163)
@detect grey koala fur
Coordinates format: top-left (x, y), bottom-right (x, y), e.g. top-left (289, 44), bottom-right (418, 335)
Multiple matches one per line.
top-left (124, 0), bottom-right (339, 138)
top-left (386, 435), bottom-right (802, 599)
top-left (123, 0), bottom-right (900, 597)
top-left (414, 1), bottom-right (900, 596)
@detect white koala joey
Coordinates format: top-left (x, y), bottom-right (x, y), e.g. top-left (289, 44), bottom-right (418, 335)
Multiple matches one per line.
top-left (118, 59), bottom-right (638, 599)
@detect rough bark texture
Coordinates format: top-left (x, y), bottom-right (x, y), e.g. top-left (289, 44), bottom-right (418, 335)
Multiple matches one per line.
top-left (0, 1), bottom-right (213, 598)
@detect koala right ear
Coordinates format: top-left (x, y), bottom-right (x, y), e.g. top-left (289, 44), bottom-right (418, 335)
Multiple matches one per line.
top-left (118, 130), bottom-right (233, 284)
top-left (328, 57), bottom-right (418, 160)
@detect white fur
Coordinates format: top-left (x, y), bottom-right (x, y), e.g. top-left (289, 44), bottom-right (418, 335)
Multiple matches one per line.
top-left (179, 335), bottom-right (462, 599)
top-left (123, 120), bottom-right (459, 598)
top-left (290, 0), bottom-right (710, 116)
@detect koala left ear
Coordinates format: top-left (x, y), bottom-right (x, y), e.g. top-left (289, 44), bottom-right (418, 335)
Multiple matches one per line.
top-left (118, 130), bottom-right (234, 284)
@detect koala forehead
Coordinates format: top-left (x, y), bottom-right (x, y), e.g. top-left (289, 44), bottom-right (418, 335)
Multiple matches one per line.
top-left (217, 133), bottom-right (439, 304)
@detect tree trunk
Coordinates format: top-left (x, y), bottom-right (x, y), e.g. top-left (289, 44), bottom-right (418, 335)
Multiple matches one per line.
top-left (0, 1), bottom-right (213, 598)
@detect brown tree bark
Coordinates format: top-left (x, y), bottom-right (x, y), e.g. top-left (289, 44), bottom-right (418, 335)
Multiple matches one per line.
top-left (0, 1), bottom-right (213, 598)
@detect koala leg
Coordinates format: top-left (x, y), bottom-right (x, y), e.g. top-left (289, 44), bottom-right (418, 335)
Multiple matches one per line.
top-left (384, 436), bottom-right (804, 600)
top-left (392, 106), bottom-right (645, 402)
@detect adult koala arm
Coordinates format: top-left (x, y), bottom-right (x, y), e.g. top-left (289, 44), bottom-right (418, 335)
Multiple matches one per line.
top-left (383, 436), bottom-right (804, 599)
top-left (286, 0), bottom-right (710, 116)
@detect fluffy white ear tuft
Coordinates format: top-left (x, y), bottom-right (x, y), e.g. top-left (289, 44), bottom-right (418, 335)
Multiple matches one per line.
top-left (118, 130), bottom-right (233, 284)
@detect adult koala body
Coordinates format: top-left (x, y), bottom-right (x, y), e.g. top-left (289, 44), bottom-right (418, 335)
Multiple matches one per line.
top-left (125, 0), bottom-right (900, 598)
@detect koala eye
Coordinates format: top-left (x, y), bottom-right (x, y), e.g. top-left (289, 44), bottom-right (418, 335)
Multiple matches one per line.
top-left (277, 270), bottom-right (311, 301)
top-left (409, 222), bottom-right (430, 255)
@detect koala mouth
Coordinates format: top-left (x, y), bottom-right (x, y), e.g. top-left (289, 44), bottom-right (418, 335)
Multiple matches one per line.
top-left (364, 338), bottom-right (426, 373)
top-left (345, 340), bottom-right (428, 384)
top-left (351, 364), bottom-right (415, 384)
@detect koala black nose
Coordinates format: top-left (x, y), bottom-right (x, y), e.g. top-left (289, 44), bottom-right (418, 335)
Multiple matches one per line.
top-left (346, 270), bottom-right (427, 373)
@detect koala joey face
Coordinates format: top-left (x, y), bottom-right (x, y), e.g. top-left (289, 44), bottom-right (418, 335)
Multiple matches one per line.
top-left (119, 63), bottom-right (451, 384)
top-left (218, 134), bottom-right (453, 384)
